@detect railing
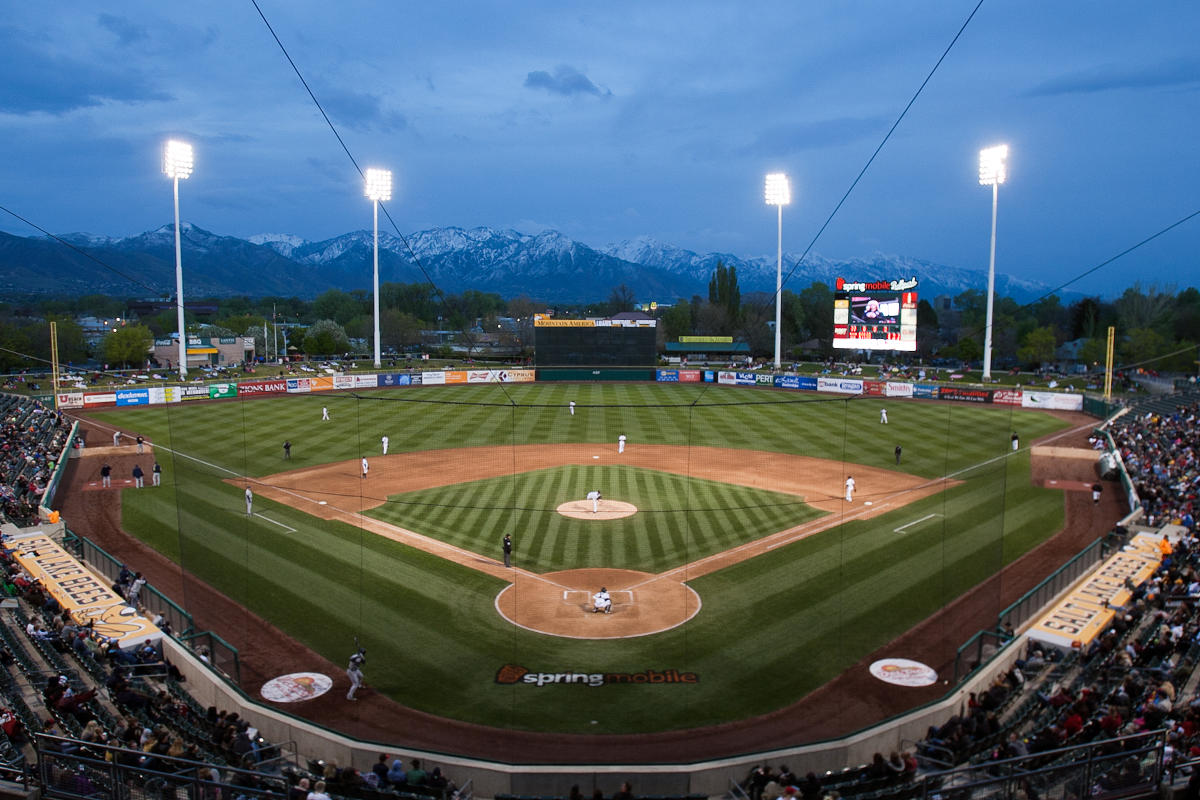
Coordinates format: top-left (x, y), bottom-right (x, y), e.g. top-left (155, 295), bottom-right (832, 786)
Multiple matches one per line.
top-left (39, 419), bottom-right (78, 514)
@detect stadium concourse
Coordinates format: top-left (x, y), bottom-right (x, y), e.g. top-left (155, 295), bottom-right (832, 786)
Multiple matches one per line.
top-left (46, 402), bottom-right (1123, 766)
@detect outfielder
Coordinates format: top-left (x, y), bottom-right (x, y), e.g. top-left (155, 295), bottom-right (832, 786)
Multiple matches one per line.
top-left (618, 434), bottom-right (626, 454)
top-left (322, 407), bottom-right (329, 421)
top-left (880, 408), bottom-right (888, 424)
top-left (347, 647), bottom-right (366, 700)
top-left (381, 435), bottom-right (389, 455)
top-left (569, 401), bottom-right (576, 416)
top-left (586, 489), bottom-right (602, 514)
top-left (845, 475), bottom-right (856, 502)
top-left (245, 486), bottom-right (253, 516)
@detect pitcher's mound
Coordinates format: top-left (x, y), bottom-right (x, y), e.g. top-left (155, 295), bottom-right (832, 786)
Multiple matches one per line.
top-left (557, 500), bottom-right (638, 520)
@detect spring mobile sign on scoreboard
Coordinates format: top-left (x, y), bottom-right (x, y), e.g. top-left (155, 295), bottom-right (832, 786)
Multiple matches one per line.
top-left (832, 277), bottom-right (918, 352)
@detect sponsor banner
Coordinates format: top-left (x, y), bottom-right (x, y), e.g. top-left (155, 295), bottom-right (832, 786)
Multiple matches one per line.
top-left (238, 380), bottom-right (287, 395)
top-left (501, 369), bottom-right (534, 382)
top-left (817, 377), bottom-right (864, 394)
top-left (717, 371), bottom-right (736, 385)
top-left (179, 385), bottom-right (210, 401)
top-left (735, 372), bottom-right (757, 386)
top-left (115, 389), bottom-right (150, 406)
top-left (755, 374), bottom-right (774, 386)
top-left (9, 533), bottom-right (163, 649)
top-left (422, 371), bottom-right (446, 385)
top-left (409, 372), bottom-right (423, 385)
top-left (353, 374), bottom-right (378, 389)
top-left (939, 387), bottom-right (992, 404)
top-left (209, 383), bottom-right (238, 399)
top-left (863, 380), bottom-right (885, 397)
top-left (535, 319), bottom-right (595, 327)
top-left (885, 382), bottom-right (914, 398)
top-left (147, 387), bottom-right (169, 405)
top-left (495, 664), bottom-right (698, 687)
top-left (703, 370), bottom-right (716, 383)
top-left (309, 376), bottom-right (334, 392)
top-left (1022, 392), bottom-right (1084, 411)
top-left (774, 375), bottom-right (800, 390)
top-left (260, 672), bottom-right (332, 703)
top-left (377, 373), bottom-right (412, 387)
top-left (56, 393), bottom-right (84, 409)
top-left (797, 376), bottom-right (818, 391)
top-left (1027, 597), bottom-right (1115, 649)
top-left (83, 392), bottom-right (117, 407)
top-left (445, 371), bottom-right (467, 384)
top-left (678, 370), bottom-right (701, 383)
top-left (869, 658), bottom-right (938, 687)
top-left (679, 335), bottom-right (732, 343)
top-left (656, 370), bottom-right (680, 382)
top-left (991, 389), bottom-right (1023, 406)
top-left (286, 378), bottom-right (310, 393)
top-left (913, 384), bottom-right (939, 398)
top-left (333, 376), bottom-right (355, 391)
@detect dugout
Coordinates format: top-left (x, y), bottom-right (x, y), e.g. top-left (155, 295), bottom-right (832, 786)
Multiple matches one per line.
top-left (534, 315), bottom-right (657, 367)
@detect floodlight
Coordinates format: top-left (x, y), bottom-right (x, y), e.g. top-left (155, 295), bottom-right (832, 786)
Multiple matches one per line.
top-left (163, 140), bottom-right (194, 180)
top-left (365, 168), bottom-right (392, 202)
top-left (978, 144), bottom-right (1008, 186)
top-left (764, 173), bottom-right (791, 206)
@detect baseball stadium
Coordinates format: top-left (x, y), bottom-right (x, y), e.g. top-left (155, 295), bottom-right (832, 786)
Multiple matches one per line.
top-left (6, 332), bottom-right (1170, 800)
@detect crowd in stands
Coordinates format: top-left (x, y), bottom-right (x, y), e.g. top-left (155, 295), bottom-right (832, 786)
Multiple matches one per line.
top-left (1109, 400), bottom-right (1199, 528)
top-left (0, 394), bottom-right (70, 526)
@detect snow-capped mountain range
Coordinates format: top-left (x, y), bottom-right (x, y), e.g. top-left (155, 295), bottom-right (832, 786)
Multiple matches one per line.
top-left (0, 223), bottom-right (1064, 304)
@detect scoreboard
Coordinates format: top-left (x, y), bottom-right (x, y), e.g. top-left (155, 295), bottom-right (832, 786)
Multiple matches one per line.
top-left (832, 277), bottom-right (918, 352)
top-left (534, 317), bottom-right (658, 366)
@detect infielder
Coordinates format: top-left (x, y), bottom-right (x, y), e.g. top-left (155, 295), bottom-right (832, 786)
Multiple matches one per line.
top-left (132, 464), bottom-right (144, 488)
top-left (381, 435), bottom-right (389, 455)
top-left (880, 408), bottom-right (888, 424)
top-left (322, 407), bottom-right (329, 421)
top-left (112, 430), bottom-right (121, 447)
top-left (618, 434), bottom-right (627, 454)
top-left (845, 475), bottom-right (856, 502)
top-left (569, 401), bottom-right (576, 416)
top-left (152, 462), bottom-right (162, 487)
top-left (100, 463), bottom-right (112, 488)
top-left (361, 457), bottom-right (369, 478)
top-left (245, 486), bottom-right (253, 516)
top-left (586, 489), bottom-right (602, 514)
top-left (347, 648), bottom-right (366, 700)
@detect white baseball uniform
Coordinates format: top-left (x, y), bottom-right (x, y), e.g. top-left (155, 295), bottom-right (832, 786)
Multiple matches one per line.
top-left (322, 407), bottom-right (329, 421)
top-left (569, 401), bottom-right (576, 416)
top-left (586, 489), bottom-right (601, 513)
top-left (880, 408), bottom-right (888, 424)
top-left (845, 476), bottom-right (855, 502)
top-left (618, 434), bottom-right (626, 454)
top-left (361, 457), bottom-right (369, 477)
top-left (245, 487), bottom-right (253, 516)
top-left (381, 436), bottom-right (389, 455)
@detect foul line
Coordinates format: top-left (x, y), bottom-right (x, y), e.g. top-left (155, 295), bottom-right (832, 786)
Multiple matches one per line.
top-left (894, 513), bottom-right (941, 533)
top-left (252, 512), bottom-right (296, 532)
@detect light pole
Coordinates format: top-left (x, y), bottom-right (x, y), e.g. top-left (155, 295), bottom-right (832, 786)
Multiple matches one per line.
top-left (978, 144), bottom-right (1007, 382)
top-left (163, 140), bottom-right (194, 379)
top-left (764, 173), bottom-right (791, 369)
top-left (364, 168), bottom-right (392, 369)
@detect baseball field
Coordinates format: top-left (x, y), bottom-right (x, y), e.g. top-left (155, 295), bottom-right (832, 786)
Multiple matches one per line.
top-left (85, 382), bottom-right (1069, 734)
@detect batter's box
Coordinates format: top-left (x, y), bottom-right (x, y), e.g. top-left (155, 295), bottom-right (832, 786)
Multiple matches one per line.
top-left (563, 589), bottom-right (634, 614)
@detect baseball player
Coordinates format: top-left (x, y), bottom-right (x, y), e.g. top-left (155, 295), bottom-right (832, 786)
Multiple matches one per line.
top-left (322, 407), bottom-right (329, 421)
top-left (880, 408), bottom-right (888, 424)
top-left (894, 445), bottom-right (902, 465)
top-left (245, 486), bottom-right (253, 516)
top-left (845, 475), bottom-right (856, 503)
top-left (361, 457), bottom-right (369, 478)
top-left (1092, 483), bottom-right (1103, 504)
top-left (592, 587), bottom-right (612, 613)
top-left (502, 533), bottom-right (513, 567)
top-left (586, 489), bottom-right (602, 514)
top-left (100, 463), bottom-right (112, 488)
top-left (1011, 432), bottom-right (1019, 451)
top-left (347, 647), bottom-right (366, 700)
top-left (618, 434), bottom-right (627, 454)
top-left (283, 440), bottom-right (291, 459)
top-left (132, 464), bottom-right (144, 488)
top-left (152, 461), bottom-right (162, 487)
top-left (569, 400), bottom-right (576, 416)
top-left (136, 434), bottom-right (145, 453)
top-left (112, 430), bottom-right (121, 447)
top-left (381, 435), bottom-right (389, 455)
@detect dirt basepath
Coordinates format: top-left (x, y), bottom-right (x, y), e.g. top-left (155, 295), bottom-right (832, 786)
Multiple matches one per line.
top-left (56, 412), bottom-right (1121, 764)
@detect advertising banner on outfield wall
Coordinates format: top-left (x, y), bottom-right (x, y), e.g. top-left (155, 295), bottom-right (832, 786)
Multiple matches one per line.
top-left (735, 372), bottom-right (758, 386)
top-left (56, 393), bottom-right (83, 409)
top-left (817, 377), bottom-right (864, 394)
top-left (83, 392), bottom-right (117, 407)
top-left (679, 370), bottom-right (701, 383)
top-left (422, 371), bottom-right (446, 385)
top-left (885, 382), bottom-right (914, 397)
top-left (991, 389), bottom-right (1023, 406)
top-left (755, 374), bottom-right (774, 386)
top-left (656, 370), bottom-right (679, 382)
top-left (115, 389), bottom-right (150, 406)
top-left (863, 381), bottom-right (884, 396)
top-left (10, 533), bottom-right (163, 650)
top-left (717, 371), bottom-right (736, 385)
top-left (209, 383), bottom-right (237, 399)
top-left (913, 384), bottom-right (938, 398)
top-left (378, 373), bottom-right (413, 387)
top-left (703, 370), bottom-right (716, 383)
top-left (353, 374), bottom-right (378, 388)
top-left (147, 387), bottom-right (168, 405)
top-left (774, 375), bottom-right (799, 389)
top-left (445, 371), bottom-right (467, 384)
top-left (177, 386), bottom-right (209, 402)
top-left (938, 387), bottom-right (991, 403)
top-left (333, 376), bottom-right (355, 390)
top-left (308, 377), bottom-right (334, 392)
top-left (238, 380), bottom-right (287, 395)
top-left (1022, 392), bottom-right (1084, 411)
top-left (286, 378), bottom-right (311, 393)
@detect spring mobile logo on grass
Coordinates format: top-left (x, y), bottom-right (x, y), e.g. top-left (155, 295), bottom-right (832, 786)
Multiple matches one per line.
top-left (496, 664), bottom-right (699, 687)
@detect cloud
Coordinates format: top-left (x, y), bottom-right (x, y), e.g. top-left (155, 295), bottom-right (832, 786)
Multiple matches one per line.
top-left (0, 26), bottom-right (171, 114)
top-left (739, 116), bottom-right (889, 155)
top-left (98, 14), bottom-right (149, 46)
top-left (524, 65), bottom-right (611, 98)
top-left (1025, 58), bottom-right (1200, 97)
top-left (318, 86), bottom-right (407, 133)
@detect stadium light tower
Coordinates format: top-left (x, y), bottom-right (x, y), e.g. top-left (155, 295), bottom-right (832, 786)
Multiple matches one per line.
top-left (978, 144), bottom-right (1008, 382)
top-left (163, 140), bottom-right (194, 379)
top-left (764, 173), bottom-right (791, 369)
top-left (364, 168), bottom-right (393, 369)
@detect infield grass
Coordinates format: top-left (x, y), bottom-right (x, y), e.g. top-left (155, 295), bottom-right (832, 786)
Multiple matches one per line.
top-left (94, 383), bottom-right (1072, 733)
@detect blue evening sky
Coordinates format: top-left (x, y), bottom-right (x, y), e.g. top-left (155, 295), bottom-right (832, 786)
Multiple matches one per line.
top-left (0, 1), bottom-right (1197, 297)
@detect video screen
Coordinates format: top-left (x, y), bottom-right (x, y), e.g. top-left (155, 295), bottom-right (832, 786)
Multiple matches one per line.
top-left (848, 295), bottom-right (900, 325)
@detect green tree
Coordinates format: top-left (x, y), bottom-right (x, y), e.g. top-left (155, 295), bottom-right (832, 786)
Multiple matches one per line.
top-left (312, 290), bottom-right (366, 325)
top-left (0, 320), bottom-right (33, 372)
top-left (1078, 337), bottom-right (1109, 370)
top-left (302, 319), bottom-right (350, 357)
top-left (707, 261), bottom-right (741, 326)
top-left (1120, 327), bottom-right (1168, 366)
top-left (1016, 326), bottom-right (1058, 368)
top-left (797, 282), bottom-right (834, 350)
top-left (103, 324), bottom-right (153, 368)
top-left (380, 310), bottom-right (424, 351)
top-left (606, 284), bottom-right (636, 316)
top-left (660, 302), bottom-right (694, 340)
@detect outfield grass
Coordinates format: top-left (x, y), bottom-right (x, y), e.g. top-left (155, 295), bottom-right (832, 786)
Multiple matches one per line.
top-left (93, 383), bottom-right (1071, 733)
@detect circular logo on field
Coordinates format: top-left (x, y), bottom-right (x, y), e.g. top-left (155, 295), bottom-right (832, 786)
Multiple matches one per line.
top-left (261, 672), bottom-right (332, 703)
top-left (869, 658), bottom-right (938, 687)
